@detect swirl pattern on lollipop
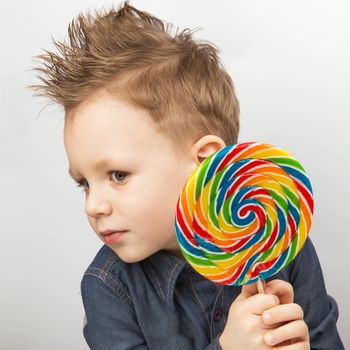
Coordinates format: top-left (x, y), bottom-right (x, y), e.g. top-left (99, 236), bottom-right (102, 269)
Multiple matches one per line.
top-left (175, 142), bottom-right (314, 286)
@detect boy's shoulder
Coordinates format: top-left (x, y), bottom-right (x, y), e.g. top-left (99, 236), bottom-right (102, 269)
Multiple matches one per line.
top-left (80, 245), bottom-right (134, 305)
top-left (83, 244), bottom-right (123, 280)
top-left (82, 245), bottom-right (187, 278)
top-left (81, 244), bottom-right (190, 303)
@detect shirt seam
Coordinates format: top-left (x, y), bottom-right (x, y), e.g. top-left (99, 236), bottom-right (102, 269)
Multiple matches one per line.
top-left (187, 270), bottom-right (211, 329)
top-left (167, 260), bottom-right (184, 301)
top-left (83, 271), bottom-right (133, 305)
top-left (83, 255), bottom-right (133, 305)
top-left (148, 263), bottom-right (166, 301)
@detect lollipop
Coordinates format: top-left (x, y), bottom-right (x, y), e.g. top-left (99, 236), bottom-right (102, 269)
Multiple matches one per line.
top-left (175, 142), bottom-right (314, 286)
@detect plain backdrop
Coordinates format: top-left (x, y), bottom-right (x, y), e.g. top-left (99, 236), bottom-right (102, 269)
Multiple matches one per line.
top-left (1, 0), bottom-right (349, 349)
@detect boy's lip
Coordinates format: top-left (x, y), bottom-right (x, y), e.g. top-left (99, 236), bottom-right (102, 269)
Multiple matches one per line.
top-left (100, 229), bottom-right (129, 236)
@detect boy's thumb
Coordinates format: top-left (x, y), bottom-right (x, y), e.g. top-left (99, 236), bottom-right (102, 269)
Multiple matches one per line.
top-left (236, 282), bottom-right (259, 301)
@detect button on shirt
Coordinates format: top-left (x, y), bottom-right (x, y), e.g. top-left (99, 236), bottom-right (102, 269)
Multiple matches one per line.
top-left (213, 309), bottom-right (223, 321)
top-left (80, 237), bottom-right (344, 349)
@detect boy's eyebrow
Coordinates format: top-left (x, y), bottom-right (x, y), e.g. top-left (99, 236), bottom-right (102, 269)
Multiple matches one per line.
top-left (68, 158), bottom-right (115, 178)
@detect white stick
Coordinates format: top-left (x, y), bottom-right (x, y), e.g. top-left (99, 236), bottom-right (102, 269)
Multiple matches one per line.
top-left (257, 276), bottom-right (266, 294)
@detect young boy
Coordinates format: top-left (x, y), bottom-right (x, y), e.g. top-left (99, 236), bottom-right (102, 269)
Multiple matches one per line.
top-left (31, 2), bottom-right (344, 349)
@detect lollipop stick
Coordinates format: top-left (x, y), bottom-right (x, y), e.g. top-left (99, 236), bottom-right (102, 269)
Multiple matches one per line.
top-left (257, 276), bottom-right (266, 294)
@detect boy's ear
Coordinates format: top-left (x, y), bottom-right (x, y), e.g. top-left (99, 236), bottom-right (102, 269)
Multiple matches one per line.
top-left (191, 135), bottom-right (226, 164)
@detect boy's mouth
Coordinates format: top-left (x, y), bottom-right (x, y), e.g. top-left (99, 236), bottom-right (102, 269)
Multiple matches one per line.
top-left (100, 230), bottom-right (129, 244)
top-left (100, 229), bottom-right (128, 236)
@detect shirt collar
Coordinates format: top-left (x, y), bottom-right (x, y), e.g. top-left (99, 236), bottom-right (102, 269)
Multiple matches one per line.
top-left (143, 249), bottom-right (194, 303)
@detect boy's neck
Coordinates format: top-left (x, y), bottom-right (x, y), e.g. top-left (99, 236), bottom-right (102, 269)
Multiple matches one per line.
top-left (163, 248), bottom-right (187, 261)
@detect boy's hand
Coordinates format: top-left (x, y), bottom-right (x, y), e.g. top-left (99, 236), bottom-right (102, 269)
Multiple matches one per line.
top-left (262, 280), bottom-right (310, 349)
top-left (218, 280), bottom-right (310, 350)
top-left (219, 283), bottom-right (280, 350)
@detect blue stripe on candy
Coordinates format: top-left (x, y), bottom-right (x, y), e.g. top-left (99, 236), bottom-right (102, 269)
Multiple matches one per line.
top-left (275, 202), bottom-right (287, 242)
top-left (259, 246), bottom-right (289, 280)
top-left (231, 200), bottom-right (259, 226)
top-left (175, 221), bottom-right (205, 257)
top-left (216, 169), bottom-right (253, 216)
top-left (233, 224), bottom-right (266, 254)
top-left (193, 233), bottom-right (223, 253)
top-left (288, 199), bottom-right (300, 228)
top-left (236, 254), bottom-right (256, 285)
top-left (280, 166), bottom-right (313, 194)
top-left (204, 146), bottom-right (234, 186)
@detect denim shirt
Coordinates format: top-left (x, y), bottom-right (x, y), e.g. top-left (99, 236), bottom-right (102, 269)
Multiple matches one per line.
top-left (80, 237), bottom-right (344, 349)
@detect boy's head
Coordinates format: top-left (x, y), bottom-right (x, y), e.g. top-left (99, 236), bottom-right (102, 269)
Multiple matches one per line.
top-left (32, 1), bottom-right (240, 262)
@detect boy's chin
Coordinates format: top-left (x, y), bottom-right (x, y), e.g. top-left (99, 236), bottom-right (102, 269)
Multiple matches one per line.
top-left (108, 245), bottom-right (155, 263)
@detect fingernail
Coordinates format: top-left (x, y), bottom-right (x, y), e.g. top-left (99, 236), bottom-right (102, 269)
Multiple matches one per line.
top-left (263, 312), bottom-right (272, 324)
top-left (265, 333), bottom-right (276, 345)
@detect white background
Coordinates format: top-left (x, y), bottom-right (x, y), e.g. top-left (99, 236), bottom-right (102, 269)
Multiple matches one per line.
top-left (1, 0), bottom-right (349, 348)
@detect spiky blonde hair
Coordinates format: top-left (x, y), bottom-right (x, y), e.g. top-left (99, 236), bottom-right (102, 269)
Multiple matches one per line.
top-left (31, 1), bottom-right (240, 155)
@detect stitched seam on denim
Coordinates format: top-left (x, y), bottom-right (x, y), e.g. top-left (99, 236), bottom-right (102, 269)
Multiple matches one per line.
top-left (102, 256), bottom-right (120, 274)
top-left (84, 255), bottom-right (121, 280)
top-left (84, 272), bottom-right (133, 305)
top-left (167, 260), bottom-right (183, 300)
top-left (215, 334), bottom-right (222, 350)
top-left (84, 257), bottom-right (132, 305)
top-left (84, 256), bottom-right (123, 280)
top-left (187, 271), bottom-right (210, 329)
top-left (221, 286), bottom-right (226, 324)
top-left (84, 267), bottom-right (108, 280)
top-left (148, 263), bottom-right (166, 301)
top-left (106, 275), bottom-right (133, 305)
top-left (210, 285), bottom-right (224, 340)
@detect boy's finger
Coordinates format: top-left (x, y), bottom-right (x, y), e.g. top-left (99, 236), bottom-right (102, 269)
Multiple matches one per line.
top-left (265, 279), bottom-right (294, 304)
top-left (264, 319), bottom-right (309, 347)
top-left (262, 303), bottom-right (304, 326)
top-left (244, 293), bottom-right (280, 315)
top-left (235, 282), bottom-right (259, 301)
top-left (267, 341), bottom-right (309, 350)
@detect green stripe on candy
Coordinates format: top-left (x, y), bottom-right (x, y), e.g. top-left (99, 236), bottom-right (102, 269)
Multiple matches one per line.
top-left (182, 249), bottom-right (217, 266)
top-left (267, 157), bottom-right (305, 173)
top-left (282, 186), bottom-right (299, 209)
top-left (195, 158), bottom-right (210, 199)
top-left (208, 170), bottom-right (227, 227)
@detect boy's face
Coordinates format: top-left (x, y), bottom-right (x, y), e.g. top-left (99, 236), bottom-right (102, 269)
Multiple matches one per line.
top-left (64, 89), bottom-right (200, 263)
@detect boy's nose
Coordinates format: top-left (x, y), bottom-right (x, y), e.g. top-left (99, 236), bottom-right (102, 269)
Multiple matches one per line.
top-left (85, 194), bottom-right (112, 218)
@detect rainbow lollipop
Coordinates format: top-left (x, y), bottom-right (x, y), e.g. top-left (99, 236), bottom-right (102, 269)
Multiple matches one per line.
top-left (175, 142), bottom-right (314, 286)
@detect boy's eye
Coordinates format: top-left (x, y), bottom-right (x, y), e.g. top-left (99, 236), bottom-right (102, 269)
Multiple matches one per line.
top-left (74, 171), bottom-right (128, 192)
top-left (110, 171), bottom-right (128, 182)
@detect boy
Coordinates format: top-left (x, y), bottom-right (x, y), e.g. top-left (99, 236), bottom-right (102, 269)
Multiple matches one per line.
top-left (31, 1), bottom-right (344, 349)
